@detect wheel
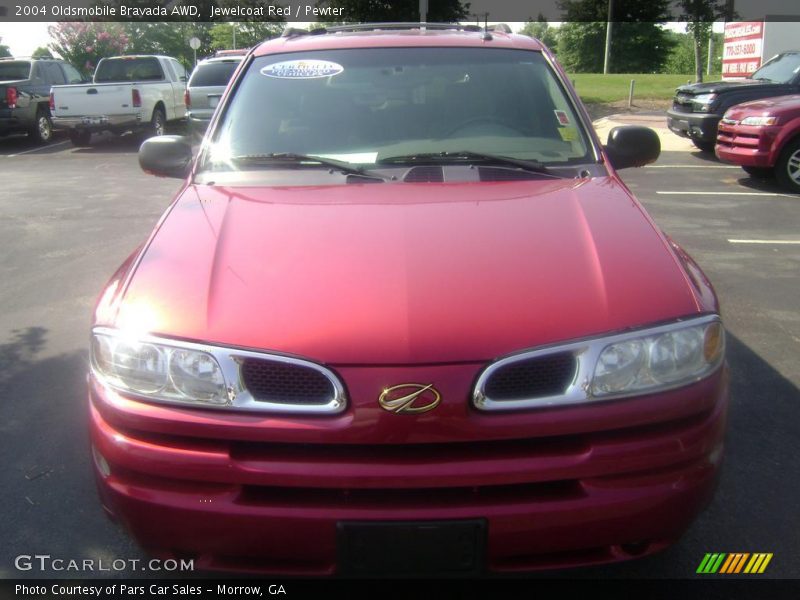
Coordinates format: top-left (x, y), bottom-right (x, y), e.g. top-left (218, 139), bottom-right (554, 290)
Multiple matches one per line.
top-left (692, 139), bottom-right (716, 153)
top-left (741, 165), bottom-right (773, 179)
top-left (69, 130), bottom-right (92, 147)
top-left (442, 116), bottom-right (528, 138)
top-left (148, 107), bottom-right (166, 138)
top-left (29, 108), bottom-right (53, 144)
top-left (775, 138), bottom-right (800, 193)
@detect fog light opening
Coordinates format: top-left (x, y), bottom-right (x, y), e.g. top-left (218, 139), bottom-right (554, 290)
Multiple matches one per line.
top-left (92, 445), bottom-right (111, 478)
top-left (616, 541), bottom-right (651, 558)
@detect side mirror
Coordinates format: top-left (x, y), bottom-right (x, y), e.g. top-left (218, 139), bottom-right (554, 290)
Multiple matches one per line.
top-left (604, 126), bottom-right (661, 170)
top-left (139, 135), bottom-right (193, 179)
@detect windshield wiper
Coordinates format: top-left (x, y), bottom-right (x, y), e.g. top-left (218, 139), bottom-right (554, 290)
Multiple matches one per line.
top-left (230, 153), bottom-right (393, 182)
top-left (752, 77), bottom-right (773, 82)
top-left (377, 151), bottom-right (567, 177)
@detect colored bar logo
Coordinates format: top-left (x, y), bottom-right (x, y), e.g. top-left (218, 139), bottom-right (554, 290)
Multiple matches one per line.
top-left (697, 553), bottom-right (773, 574)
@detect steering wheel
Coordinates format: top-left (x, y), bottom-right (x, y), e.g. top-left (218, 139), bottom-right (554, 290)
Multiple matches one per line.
top-left (442, 116), bottom-right (528, 138)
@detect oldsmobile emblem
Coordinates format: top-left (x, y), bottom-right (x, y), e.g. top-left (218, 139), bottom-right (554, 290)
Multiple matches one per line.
top-left (378, 383), bottom-right (441, 414)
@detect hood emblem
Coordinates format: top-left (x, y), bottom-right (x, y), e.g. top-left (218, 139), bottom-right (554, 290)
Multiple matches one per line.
top-left (378, 383), bottom-right (441, 414)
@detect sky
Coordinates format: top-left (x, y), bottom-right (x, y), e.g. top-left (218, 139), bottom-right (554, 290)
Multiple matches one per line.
top-left (0, 21), bottom-right (721, 58)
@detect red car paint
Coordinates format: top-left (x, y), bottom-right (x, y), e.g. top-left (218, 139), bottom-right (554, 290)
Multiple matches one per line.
top-left (90, 28), bottom-right (727, 574)
top-left (716, 94), bottom-right (800, 168)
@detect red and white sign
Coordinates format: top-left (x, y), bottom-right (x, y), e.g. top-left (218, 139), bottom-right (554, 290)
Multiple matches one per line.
top-left (722, 21), bottom-right (764, 78)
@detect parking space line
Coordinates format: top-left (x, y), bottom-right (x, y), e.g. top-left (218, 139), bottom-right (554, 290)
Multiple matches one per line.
top-left (6, 140), bottom-right (70, 157)
top-left (646, 165), bottom-right (739, 168)
top-left (656, 191), bottom-right (796, 197)
top-left (728, 239), bottom-right (800, 245)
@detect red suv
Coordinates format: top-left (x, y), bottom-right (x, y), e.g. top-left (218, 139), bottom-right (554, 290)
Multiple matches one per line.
top-left (90, 24), bottom-right (727, 575)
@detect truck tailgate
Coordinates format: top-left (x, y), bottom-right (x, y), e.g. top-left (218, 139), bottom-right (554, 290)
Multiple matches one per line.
top-left (52, 83), bottom-right (136, 118)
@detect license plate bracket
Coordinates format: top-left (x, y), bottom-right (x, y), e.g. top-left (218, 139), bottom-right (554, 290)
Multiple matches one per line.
top-left (337, 519), bottom-right (486, 575)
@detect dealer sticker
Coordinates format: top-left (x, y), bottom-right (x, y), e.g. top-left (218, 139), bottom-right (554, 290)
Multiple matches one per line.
top-left (261, 60), bottom-right (344, 79)
top-left (554, 110), bottom-right (571, 126)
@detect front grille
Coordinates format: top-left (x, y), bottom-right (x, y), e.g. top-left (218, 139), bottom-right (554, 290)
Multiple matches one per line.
top-left (483, 352), bottom-right (577, 400)
top-left (240, 358), bottom-right (335, 405)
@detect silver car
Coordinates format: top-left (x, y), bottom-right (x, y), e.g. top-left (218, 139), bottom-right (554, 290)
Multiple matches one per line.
top-left (185, 55), bottom-right (244, 138)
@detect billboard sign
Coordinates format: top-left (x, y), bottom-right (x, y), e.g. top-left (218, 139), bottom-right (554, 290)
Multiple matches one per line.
top-left (722, 21), bottom-right (764, 78)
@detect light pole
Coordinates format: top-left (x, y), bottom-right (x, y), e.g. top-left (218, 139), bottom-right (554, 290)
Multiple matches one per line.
top-left (603, 0), bottom-right (613, 74)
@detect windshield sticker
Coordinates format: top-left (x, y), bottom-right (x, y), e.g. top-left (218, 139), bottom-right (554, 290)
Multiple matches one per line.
top-left (558, 127), bottom-right (578, 142)
top-left (554, 110), bottom-right (571, 126)
top-left (261, 60), bottom-right (344, 79)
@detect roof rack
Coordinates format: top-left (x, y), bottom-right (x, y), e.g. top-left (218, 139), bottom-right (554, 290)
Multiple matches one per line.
top-left (281, 22), bottom-right (486, 38)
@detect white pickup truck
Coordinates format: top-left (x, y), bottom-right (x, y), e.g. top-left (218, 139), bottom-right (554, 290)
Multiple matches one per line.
top-left (51, 55), bottom-right (187, 146)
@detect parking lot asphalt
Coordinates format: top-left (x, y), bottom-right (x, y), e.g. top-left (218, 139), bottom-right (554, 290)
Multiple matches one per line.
top-left (0, 123), bottom-right (798, 580)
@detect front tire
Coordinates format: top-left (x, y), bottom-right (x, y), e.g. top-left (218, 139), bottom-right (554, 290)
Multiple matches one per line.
top-left (692, 139), bottom-right (716, 153)
top-left (775, 138), bottom-right (800, 193)
top-left (29, 108), bottom-right (53, 144)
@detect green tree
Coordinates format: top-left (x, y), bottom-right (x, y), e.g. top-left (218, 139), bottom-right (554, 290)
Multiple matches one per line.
top-left (557, 0), bottom-right (674, 73)
top-left (315, 0), bottom-right (469, 22)
top-left (121, 22), bottom-right (215, 69)
top-left (664, 29), bottom-right (723, 76)
top-left (47, 22), bottom-right (129, 76)
top-left (32, 47), bottom-right (54, 59)
top-left (209, 22), bottom-right (283, 52)
top-left (676, 1), bottom-right (734, 82)
top-left (519, 16), bottom-right (560, 53)
top-left (0, 37), bottom-right (11, 58)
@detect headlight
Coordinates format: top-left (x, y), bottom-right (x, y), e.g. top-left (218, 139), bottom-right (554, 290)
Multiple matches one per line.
top-left (90, 327), bottom-right (347, 414)
top-left (739, 116), bottom-right (778, 126)
top-left (92, 332), bottom-right (229, 406)
top-left (592, 320), bottom-right (724, 397)
top-left (692, 93), bottom-right (717, 112)
top-left (473, 315), bottom-right (724, 411)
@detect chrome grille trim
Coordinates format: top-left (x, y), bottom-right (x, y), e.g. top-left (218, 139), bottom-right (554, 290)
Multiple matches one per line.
top-left (91, 327), bottom-right (347, 414)
top-left (472, 315), bottom-right (722, 412)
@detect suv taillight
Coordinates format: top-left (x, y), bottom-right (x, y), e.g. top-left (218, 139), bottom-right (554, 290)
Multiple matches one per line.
top-left (6, 87), bottom-right (17, 109)
top-left (49, 91), bottom-right (55, 111)
top-left (132, 89), bottom-right (142, 108)
top-left (184, 89), bottom-right (190, 108)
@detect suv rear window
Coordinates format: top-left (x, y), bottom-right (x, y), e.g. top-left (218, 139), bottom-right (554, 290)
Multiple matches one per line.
top-left (94, 57), bottom-right (164, 83)
top-left (189, 61), bottom-right (241, 87)
top-left (0, 61), bottom-right (32, 81)
top-left (206, 48), bottom-right (590, 170)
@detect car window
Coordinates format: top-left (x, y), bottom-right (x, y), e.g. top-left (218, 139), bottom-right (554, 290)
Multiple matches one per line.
top-left (0, 60), bottom-right (32, 81)
top-left (205, 48), bottom-right (590, 172)
top-left (189, 61), bottom-right (241, 87)
top-left (62, 63), bottom-right (83, 84)
top-left (95, 57), bottom-right (164, 83)
top-left (163, 59), bottom-right (177, 81)
top-left (44, 62), bottom-right (66, 85)
top-left (752, 52), bottom-right (800, 84)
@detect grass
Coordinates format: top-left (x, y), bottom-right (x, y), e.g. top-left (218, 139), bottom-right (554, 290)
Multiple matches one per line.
top-left (567, 73), bottom-right (714, 104)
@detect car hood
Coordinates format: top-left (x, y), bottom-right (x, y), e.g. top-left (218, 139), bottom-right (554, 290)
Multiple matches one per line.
top-left (724, 93), bottom-right (800, 118)
top-left (108, 178), bottom-right (700, 364)
top-left (675, 79), bottom-right (779, 96)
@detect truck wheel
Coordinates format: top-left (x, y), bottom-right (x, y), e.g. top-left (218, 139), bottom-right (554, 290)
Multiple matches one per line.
top-left (741, 166), bottom-right (773, 179)
top-left (149, 107), bottom-right (166, 138)
top-left (69, 130), bottom-right (92, 147)
top-left (692, 139), bottom-right (716, 153)
top-left (776, 139), bottom-right (800, 193)
top-left (29, 108), bottom-right (53, 144)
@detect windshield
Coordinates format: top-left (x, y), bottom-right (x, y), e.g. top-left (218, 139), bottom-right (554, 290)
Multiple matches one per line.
top-left (0, 61), bottom-right (32, 81)
top-left (189, 60), bottom-right (241, 87)
top-left (95, 57), bottom-right (164, 83)
top-left (203, 48), bottom-right (591, 172)
top-left (751, 52), bottom-right (800, 84)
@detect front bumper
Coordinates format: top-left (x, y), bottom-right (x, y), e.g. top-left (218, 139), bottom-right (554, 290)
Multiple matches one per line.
top-left (89, 366), bottom-right (728, 574)
top-left (715, 122), bottom-right (779, 167)
top-left (666, 109), bottom-right (721, 144)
